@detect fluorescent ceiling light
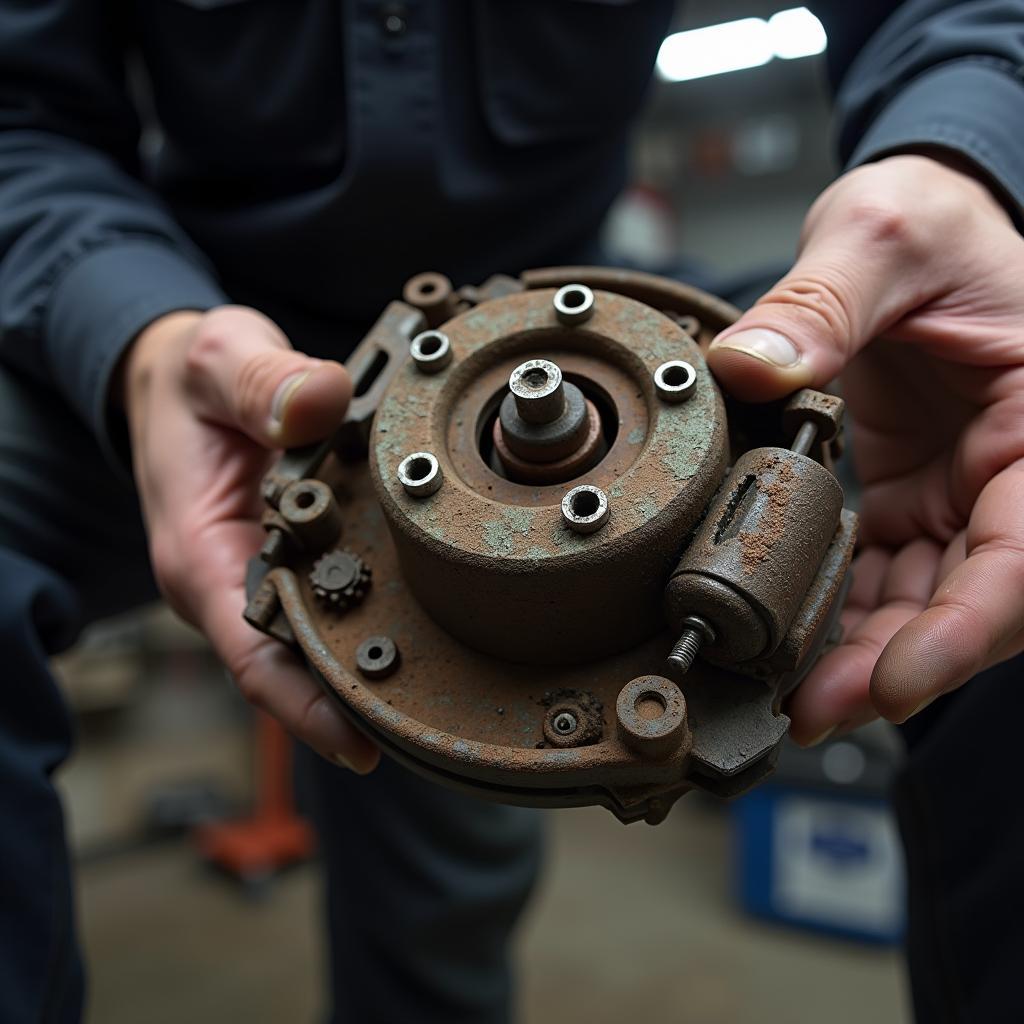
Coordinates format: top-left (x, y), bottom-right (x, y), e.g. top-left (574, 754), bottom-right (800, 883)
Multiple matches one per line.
top-left (769, 7), bottom-right (828, 59)
top-left (656, 7), bottom-right (827, 83)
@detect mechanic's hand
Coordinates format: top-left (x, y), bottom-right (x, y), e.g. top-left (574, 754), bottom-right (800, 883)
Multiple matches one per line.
top-left (706, 154), bottom-right (1024, 745)
top-left (122, 305), bottom-right (379, 772)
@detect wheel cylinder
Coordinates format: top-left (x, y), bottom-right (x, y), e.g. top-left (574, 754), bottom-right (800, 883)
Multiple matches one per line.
top-left (664, 447), bottom-right (843, 664)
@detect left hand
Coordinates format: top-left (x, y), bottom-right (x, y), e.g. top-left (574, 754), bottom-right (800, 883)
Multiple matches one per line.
top-left (706, 154), bottom-right (1024, 745)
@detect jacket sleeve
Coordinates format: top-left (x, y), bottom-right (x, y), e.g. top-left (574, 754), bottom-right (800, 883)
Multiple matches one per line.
top-left (814, 1), bottom-right (1024, 228)
top-left (0, 0), bottom-right (227, 462)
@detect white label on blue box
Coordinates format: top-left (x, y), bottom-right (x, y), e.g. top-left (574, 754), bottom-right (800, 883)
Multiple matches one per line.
top-left (772, 795), bottom-right (904, 934)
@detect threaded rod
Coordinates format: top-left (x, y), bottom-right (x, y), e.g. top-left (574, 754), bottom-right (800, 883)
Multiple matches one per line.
top-left (666, 615), bottom-right (715, 676)
top-left (668, 629), bottom-right (703, 673)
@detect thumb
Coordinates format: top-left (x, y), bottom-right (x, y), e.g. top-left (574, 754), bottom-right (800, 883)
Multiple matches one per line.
top-left (706, 206), bottom-right (926, 402)
top-left (187, 306), bottom-right (352, 448)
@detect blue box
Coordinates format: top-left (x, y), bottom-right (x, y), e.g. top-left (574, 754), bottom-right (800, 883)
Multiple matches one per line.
top-left (733, 783), bottom-right (905, 944)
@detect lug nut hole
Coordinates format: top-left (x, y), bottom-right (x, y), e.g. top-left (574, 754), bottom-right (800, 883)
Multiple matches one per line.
top-left (571, 489), bottom-right (600, 518)
top-left (561, 484), bottom-right (609, 534)
top-left (407, 457), bottom-right (432, 481)
top-left (397, 451), bottom-right (444, 497)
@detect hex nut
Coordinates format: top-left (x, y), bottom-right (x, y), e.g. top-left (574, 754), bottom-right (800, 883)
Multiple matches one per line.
top-left (356, 636), bottom-right (400, 680)
top-left (397, 452), bottom-right (443, 498)
top-left (561, 484), bottom-right (609, 535)
top-left (654, 360), bottom-right (697, 403)
top-left (553, 283), bottom-right (595, 326)
top-left (615, 675), bottom-right (689, 760)
top-left (410, 330), bottom-right (453, 374)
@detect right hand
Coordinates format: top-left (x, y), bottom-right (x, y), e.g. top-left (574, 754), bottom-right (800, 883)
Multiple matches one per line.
top-left (121, 305), bottom-right (380, 772)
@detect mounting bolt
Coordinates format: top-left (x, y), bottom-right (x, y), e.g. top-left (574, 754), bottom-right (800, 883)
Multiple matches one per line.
top-left (552, 711), bottom-right (578, 736)
top-left (654, 360), bottom-right (697, 403)
top-left (410, 329), bottom-right (453, 374)
top-left (553, 283), bottom-right (595, 326)
top-left (561, 484), bottom-right (609, 535)
top-left (667, 615), bottom-right (716, 675)
top-left (508, 358), bottom-right (565, 424)
top-left (397, 451), bottom-right (443, 498)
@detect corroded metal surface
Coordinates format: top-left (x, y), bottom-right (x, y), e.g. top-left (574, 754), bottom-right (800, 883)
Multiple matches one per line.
top-left (245, 267), bottom-right (858, 824)
top-left (370, 287), bottom-right (729, 664)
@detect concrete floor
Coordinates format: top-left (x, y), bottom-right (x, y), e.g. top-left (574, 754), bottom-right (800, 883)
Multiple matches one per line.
top-left (76, 801), bottom-right (908, 1023)
top-left (60, 611), bottom-right (909, 1023)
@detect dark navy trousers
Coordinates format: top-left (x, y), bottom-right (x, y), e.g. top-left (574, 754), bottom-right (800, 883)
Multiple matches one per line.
top-left (0, 364), bottom-right (542, 1023)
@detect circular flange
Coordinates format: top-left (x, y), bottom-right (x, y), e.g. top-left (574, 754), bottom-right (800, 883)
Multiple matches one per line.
top-left (397, 452), bottom-right (443, 498)
top-left (410, 330), bottom-right (453, 374)
top-left (370, 287), bottom-right (729, 663)
top-left (615, 675), bottom-right (689, 759)
top-left (654, 360), bottom-right (697, 403)
top-left (498, 379), bottom-right (589, 463)
top-left (355, 636), bottom-right (401, 680)
top-left (561, 484), bottom-right (609, 535)
top-left (492, 397), bottom-right (604, 484)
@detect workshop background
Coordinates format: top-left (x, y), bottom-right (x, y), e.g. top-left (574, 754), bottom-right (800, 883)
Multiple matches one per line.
top-left (58, 3), bottom-right (910, 1022)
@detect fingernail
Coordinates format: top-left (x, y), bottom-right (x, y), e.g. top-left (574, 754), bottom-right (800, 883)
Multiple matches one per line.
top-left (268, 369), bottom-right (311, 433)
top-left (332, 751), bottom-right (374, 775)
top-left (805, 725), bottom-right (836, 747)
top-left (713, 329), bottom-right (800, 367)
top-left (908, 694), bottom-right (938, 719)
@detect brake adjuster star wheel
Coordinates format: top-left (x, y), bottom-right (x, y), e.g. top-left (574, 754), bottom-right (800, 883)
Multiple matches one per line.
top-left (245, 267), bottom-right (856, 824)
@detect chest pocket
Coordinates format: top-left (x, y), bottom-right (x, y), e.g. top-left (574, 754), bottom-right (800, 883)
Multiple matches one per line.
top-left (473, 0), bottom-right (673, 147)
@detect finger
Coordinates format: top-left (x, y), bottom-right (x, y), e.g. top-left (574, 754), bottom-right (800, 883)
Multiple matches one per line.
top-left (169, 518), bottom-right (379, 770)
top-left (706, 189), bottom-right (941, 401)
top-left (788, 538), bottom-right (941, 744)
top-left (845, 546), bottom-right (890, 613)
top-left (233, 627), bottom-right (380, 772)
top-left (185, 306), bottom-right (352, 448)
top-left (871, 459), bottom-right (1024, 722)
top-left (836, 547), bottom-right (891, 638)
top-left (857, 454), bottom-right (959, 548)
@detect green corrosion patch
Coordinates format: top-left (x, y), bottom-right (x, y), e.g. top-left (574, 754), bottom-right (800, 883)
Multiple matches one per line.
top-left (635, 493), bottom-right (660, 522)
top-left (658, 386), bottom-right (715, 481)
top-left (550, 524), bottom-right (594, 552)
top-left (423, 508), bottom-right (446, 542)
top-left (627, 426), bottom-right (645, 445)
top-left (482, 505), bottom-right (535, 556)
top-left (611, 304), bottom-right (687, 365)
top-left (464, 302), bottom-right (549, 341)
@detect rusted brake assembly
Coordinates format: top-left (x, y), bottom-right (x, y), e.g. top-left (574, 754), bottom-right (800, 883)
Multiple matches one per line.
top-left (245, 267), bottom-right (856, 824)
